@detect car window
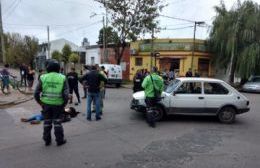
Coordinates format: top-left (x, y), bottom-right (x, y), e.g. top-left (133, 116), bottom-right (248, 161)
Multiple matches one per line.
top-left (204, 82), bottom-right (229, 94)
top-left (176, 82), bottom-right (202, 94)
top-left (251, 77), bottom-right (260, 82)
top-left (165, 79), bottom-right (180, 93)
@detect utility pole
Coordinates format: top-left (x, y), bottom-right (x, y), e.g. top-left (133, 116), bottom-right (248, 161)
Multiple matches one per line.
top-left (0, 0), bottom-right (6, 63)
top-left (104, 0), bottom-right (108, 63)
top-left (47, 25), bottom-right (50, 59)
top-left (102, 16), bottom-right (106, 63)
top-left (150, 27), bottom-right (155, 71)
top-left (191, 21), bottom-right (205, 72)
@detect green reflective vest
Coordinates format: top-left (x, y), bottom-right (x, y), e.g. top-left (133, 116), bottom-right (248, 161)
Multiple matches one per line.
top-left (141, 73), bottom-right (164, 98)
top-left (40, 72), bottom-right (66, 105)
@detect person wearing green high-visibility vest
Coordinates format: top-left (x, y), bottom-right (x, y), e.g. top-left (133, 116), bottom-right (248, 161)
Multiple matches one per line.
top-left (142, 66), bottom-right (164, 128)
top-left (34, 59), bottom-right (69, 146)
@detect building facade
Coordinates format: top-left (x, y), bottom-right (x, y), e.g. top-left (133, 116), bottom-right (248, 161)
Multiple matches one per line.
top-left (85, 45), bottom-right (101, 65)
top-left (36, 38), bottom-right (86, 70)
top-left (100, 44), bottom-right (130, 80)
top-left (130, 38), bottom-right (213, 80)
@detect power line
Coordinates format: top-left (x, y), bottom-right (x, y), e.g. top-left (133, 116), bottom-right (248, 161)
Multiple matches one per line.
top-left (160, 22), bottom-right (193, 28)
top-left (55, 20), bottom-right (102, 37)
top-left (3, 0), bottom-right (21, 19)
top-left (160, 14), bottom-right (195, 23)
top-left (3, 0), bottom-right (17, 14)
top-left (158, 26), bottom-right (194, 31)
top-left (52, 0), bottom-right (94, 8)
top-left (3, 22), bottom-right (97, 28)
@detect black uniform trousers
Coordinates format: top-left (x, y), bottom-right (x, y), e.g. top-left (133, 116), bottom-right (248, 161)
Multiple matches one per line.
top-left (42, 105), bottom-right (64, 143)
top-left (69, 85), bottom-right (81, 103)
top-left (145, 97), bottom-right (158, 127)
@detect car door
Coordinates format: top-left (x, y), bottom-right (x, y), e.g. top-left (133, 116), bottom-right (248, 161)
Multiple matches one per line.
top-left (203, 81), bottom-right (231, 114)
top-left (169, 81), bottom-right (205, 114)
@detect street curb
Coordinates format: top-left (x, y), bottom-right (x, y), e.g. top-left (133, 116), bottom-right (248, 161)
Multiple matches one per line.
top-left (121, 85), bottom-right (133, 89)
top-left (0, 96), bottom-right (34, 109)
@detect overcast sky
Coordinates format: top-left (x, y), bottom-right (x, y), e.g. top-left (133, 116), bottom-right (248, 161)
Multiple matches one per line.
top-left (2, 0), bottom-right (260, 46)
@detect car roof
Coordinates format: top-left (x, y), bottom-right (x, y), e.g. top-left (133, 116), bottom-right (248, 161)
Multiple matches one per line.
top-left (176, 77), bottom-right (224, 83)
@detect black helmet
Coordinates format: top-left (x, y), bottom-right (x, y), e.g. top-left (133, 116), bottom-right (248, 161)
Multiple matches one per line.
top-left (46, 59), bottom-right (60, 73)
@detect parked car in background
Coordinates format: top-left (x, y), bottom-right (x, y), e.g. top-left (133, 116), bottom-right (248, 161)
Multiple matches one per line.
top-left (242, 76), bottom-right (260, 93)
top-left (131, 78), bottom-right (250, 124)
top-left (99, 64), bottom-right (122, 87)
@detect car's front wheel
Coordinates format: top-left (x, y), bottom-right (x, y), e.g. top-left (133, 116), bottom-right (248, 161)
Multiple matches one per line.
top-left (152, 105), bottom-right (165, 121)
top-left (218, 107), bottom-right (236, 124)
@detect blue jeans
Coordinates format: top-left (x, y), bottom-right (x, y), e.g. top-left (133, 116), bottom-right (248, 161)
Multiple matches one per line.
top-left (87, 92), bottom-right (101, 120)
top-left (27, 114), bottom-right (43, 122)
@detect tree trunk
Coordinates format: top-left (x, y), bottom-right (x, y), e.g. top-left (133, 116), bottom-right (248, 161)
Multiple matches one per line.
top-left (117, 45), bottom-right (125, 65)
top-left (113, 42), bottom-right (125, 65)
top-left (228, 38), bottom-right (236, 84)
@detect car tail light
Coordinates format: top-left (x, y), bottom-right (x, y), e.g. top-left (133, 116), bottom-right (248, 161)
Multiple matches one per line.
top-left (247, 101), bottom-right (250, 106)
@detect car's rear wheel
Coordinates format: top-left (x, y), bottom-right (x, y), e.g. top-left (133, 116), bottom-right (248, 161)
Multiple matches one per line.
top-left (116, 83), bottom-right (121, 88)
top-left (218, 107), bottom-right (236, 124)
top-left (153, 105), bottom-right (165, 121)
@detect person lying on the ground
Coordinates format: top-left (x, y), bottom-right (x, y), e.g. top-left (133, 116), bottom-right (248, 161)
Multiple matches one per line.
top-left (20, 107), bottom-right (80, 124)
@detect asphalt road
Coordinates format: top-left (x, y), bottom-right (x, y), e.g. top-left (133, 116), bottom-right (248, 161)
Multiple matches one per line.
top-left (0, 87), bottom-right (259, 168)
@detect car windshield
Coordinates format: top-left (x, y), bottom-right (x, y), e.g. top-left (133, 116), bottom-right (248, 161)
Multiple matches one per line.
top-left (165, 79), bottom-right (181, 93)
top-left (249, 77), bottom-right (260, 82)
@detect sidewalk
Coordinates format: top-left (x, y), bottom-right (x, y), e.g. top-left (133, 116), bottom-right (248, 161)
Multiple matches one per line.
top-left (0, 90), bottom-right (33, 108)
top-left (0, 66), bottom-right (35, 108)
top-left (122, 84), bottom-right (133, 89)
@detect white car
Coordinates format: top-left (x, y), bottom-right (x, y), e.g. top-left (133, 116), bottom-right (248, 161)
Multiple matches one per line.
top-left (131, 78), bottom-right (250, 124)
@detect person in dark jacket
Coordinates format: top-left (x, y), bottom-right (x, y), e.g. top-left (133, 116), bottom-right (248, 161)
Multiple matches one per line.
top-left (34, 59), bottom-right (69, 146)
top-left (19, 63), bottom-right (28, 87)
top-left (185, 68), bottom-right (193, 77)
top-left (67, 67), bottom-right (81, 105)
top-left (133, 70), bottom-right (143, 93)
top-left (81, 65), bottom-right (107, 121)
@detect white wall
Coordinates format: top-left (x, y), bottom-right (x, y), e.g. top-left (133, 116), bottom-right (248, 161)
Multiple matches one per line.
top-left (85, 48), bottom-right (100, 65)
top-left (48, 38), bottom-right (80, 59)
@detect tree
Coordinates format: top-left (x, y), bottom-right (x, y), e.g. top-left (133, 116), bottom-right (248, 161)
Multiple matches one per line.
top-left (97, 26), bottom-right (119, 45)
top-left (62, 44), bottom-right (72, 73)
top-left (24, 35), bottom-right (39, 66)
top-left (5, 33), bottom-right (38, 66)
top-left (69, 53), bottom-right (80, 68)
top-left (95, 0), bottom-right (166, 64)
top-left (209, 1), bottom-right (260, 83)
top-left (52, 50), bottom-right (62, 61)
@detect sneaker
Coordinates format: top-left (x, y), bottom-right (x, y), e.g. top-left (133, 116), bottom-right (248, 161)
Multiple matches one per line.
top-left (20, 118), bottom-right (28, 122)
top-left (45, 141), bottom-right (51, 146)
top-left (96, 117), bottom-right (102, 121)
top-left (149, 122), bottom-right (156, 128)
top-left (87, 118), bottom-right (92, 121)
top-left (74, 103), bottom-right (78, 106)
top-left (57, 139), bottom-right (67, 146)
top-left (30, 120), bottom-right (41, 124)
top-left (91, 110), bottom-right (96, 113)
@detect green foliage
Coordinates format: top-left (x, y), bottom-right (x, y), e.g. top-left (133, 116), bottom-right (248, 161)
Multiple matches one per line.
top-left (208, 0), bottom-right (260, 81)
top-left (95, 0), bottom-right (166, 64)
top-left (61, 44), bottom-right (72, 63)
top-left (51, 50), bottom-right (62, 61)
top-left (97, 26), bottom-right (119, 45)
top-left (69, 53), bottom-right (80, 64)
top-left (5, 33), bottom-right (38, 66)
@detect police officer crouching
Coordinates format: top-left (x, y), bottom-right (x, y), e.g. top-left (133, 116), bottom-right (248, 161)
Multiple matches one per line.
top-left (34, 59), bottom-right (69, 146)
